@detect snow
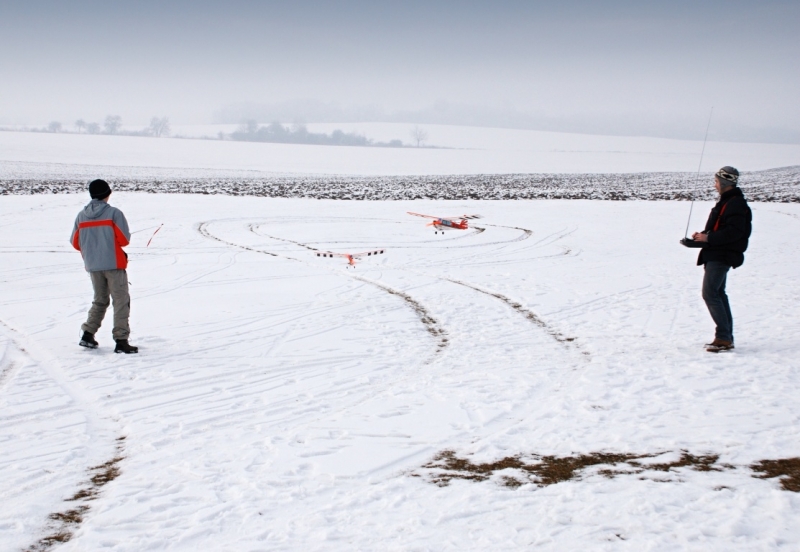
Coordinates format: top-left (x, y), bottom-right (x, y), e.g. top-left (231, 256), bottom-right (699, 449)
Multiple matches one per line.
top-left (2, 129), bottom-right (799, 202)
top-left (3, 124), bottom-right (800, 176)
top-left (2, 193), bottom-right (799, 550)
top-left (5, 166), bottom-right (799, 202)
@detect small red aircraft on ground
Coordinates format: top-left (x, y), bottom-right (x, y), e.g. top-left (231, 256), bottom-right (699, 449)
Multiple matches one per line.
top-left (407, 212), bottom-right (482, 234)
top-left (316, 249), bottom-right (386, 268)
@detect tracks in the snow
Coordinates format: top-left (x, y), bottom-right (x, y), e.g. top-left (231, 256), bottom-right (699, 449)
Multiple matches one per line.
top-left (25, 438), bottom-right (127, 552)
top-left (198, 221), bottom-right (279, 257)
top-left (236, 219), bottom-right (582, 355)
top-left (441, 277), bottom-right (587, 355)
top-left (0, 319), bottom-right (124, 552)
top-left (198, 220), bottom-right (449, 354)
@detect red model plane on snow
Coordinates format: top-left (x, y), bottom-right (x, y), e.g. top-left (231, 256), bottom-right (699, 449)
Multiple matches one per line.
top-left (316, 249), bottom-right (385, 268)
top-left (407, 212), bottom-right (482, 234)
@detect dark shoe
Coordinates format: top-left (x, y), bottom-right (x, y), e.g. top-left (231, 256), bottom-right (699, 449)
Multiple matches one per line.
top-left (79, 331), bottom-right (98, 349)
top-left (705, 338), bottom-right (734, 349)
top-left (114, 340), bottom-right (139, 354)
top-left (706, 339), bottom-right (734, 353)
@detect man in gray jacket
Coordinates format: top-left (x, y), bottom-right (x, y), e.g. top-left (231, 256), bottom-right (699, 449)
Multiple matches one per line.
top-left (71, 179), bottom-right (138, 353)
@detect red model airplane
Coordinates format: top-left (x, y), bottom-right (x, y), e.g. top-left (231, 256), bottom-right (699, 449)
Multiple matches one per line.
top-left (316, 249), bottom-right (385, 268)
top-left (407, 212), bottom-right (482, 234)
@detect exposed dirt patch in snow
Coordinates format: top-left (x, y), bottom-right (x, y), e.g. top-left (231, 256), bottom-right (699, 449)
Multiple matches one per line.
top-left (26, 437), bottom-right (126, 552)
top-left (418, 450), bottom-right (800, 492)
top-left (751, 458), bottom-right (800, 492)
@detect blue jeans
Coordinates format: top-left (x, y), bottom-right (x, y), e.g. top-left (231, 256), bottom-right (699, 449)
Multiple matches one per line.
top-left (702, 261), bottom-right (733, 342)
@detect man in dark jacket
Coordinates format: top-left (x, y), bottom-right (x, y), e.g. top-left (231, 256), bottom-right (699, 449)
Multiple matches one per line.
top-left (70, 179), bottom-right (138, 353)
top-left (683, 166), bottom-right (752, 352)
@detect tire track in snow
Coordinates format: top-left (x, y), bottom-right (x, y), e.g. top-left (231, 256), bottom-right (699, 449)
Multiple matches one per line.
top-left (187, 218), bottom-right (586, 445)
top-left (351, 274), bottom-right (448, 351)
top-left (0, 319), bottom-right (118, 433)
top-left (198, 220), bottom-right (448, 354)
top-left (397, 223), bottom-right (540, 270)
top-left (248, 220), bottom-right (574, 354)
top-left (136, 249), bottom-right (242, 300)
top-left (166, 219), bottom-right (452, 436)
top-left (198, 221), bottom-right (279, 257)
top-left (440, 277), bottom-right (589, 357)
top-left (0, 336), bottom-right (21, 391)
top-left (430, 226), bottom-right (576, 269)
top-left (247, 223), bottom-right (449, 350)
top-left (0, 318), bottom-right (123, 551)
top-left (543, 285), bottom-right (653, 319)
top-left (482, 223), bottom-right (533, 240)
top-left (250, 218), bottom-right (485, 248)
top-left (771, 210), bottom-right (800, 221)
top-left (0, 359), bottom-right (19, 390)
top-left (25, 437), bottom-right (127, 552)
top-left (249, 220), bottom-right (576, 354)
top-left (86, 268), bottom-right (431, 449)
top-left (242, 221), bottom-right (588, 444)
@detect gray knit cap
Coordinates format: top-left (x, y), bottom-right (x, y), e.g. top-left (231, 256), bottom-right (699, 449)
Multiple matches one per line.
top-left (715, 166), bottom-right (739, 186)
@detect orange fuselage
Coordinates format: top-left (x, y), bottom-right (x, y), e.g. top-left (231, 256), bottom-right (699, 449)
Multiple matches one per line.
top-left (434, 219), bottom-right (468, 230)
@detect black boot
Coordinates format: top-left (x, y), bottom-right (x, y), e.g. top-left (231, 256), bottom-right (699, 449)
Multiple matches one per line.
top-left (79, 331), bottom-right (98, 349)
top-left (114, 339), bottom-right (139, 354)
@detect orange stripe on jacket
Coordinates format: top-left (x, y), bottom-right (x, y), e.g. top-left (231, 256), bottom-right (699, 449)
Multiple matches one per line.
top-left (75, 220), bottom-right (129, 269)
top-left (713, 203), bottom-right (729, 232)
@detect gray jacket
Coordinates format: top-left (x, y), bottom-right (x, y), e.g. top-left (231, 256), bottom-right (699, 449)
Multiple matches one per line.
top-left (70, 200), bottom-right (131, 272)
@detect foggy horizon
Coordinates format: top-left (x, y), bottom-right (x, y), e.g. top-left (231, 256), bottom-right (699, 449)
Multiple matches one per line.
top-left (1, 0), bottom-right (798, 143)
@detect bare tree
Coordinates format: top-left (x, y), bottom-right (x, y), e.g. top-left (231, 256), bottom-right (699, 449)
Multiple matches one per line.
top-left (47, 121), bottom-right (62, 133)
top-left (243, 119), bottom-right (259, 134)
top-left (87, 122), bottom-right (101, 134)
top-left (75, 119), bottom-right (86, 133)
top-left (410, 125), bottom-right (429, 147)
top-left (148, 116), bottom-right (170, 137)
top-left (104, 115), bottom-right (122, 135)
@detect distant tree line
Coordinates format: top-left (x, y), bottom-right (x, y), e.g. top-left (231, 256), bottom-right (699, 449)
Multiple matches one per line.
top-left (228, 120), bottom-right (405, 148)
top-left (7, 116), bottom-right (433, 148)
top-left (34, 115), bottom-right (170, 137)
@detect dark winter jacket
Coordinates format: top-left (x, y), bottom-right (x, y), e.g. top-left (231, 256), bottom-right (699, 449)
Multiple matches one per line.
top-left (70, 199), bottom-right (131, 271)
top-left (697, 187), bottom-right (752, 268)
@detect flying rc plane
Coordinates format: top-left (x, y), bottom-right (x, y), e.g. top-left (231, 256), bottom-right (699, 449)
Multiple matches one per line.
top-left (316, 249), bottom-right (386, 268)
top-left (407, 212), bottom-right (482, 234)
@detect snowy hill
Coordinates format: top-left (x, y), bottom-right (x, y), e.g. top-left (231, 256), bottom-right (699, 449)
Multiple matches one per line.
top-left (3, 123), bottom-right (800, 177)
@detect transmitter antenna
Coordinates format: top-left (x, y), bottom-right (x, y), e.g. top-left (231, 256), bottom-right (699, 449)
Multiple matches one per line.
top-left (684, 108), bottom-right (714, 239)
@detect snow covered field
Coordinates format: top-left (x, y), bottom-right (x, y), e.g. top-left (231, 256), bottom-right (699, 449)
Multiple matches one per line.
top-left (3, 123), bottom-right (800, 177)
top-left (2, 194), bottom-right (799, 550)
top-left (2, 128), bottom-right (799, 202)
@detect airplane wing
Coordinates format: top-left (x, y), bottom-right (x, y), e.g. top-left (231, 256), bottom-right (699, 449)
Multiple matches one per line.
top-left (407, 212), bottom-right (440, 220)
top-left (315, 250), bottom-right (385, 258)
top-left (351, 249), bottom-right (385, 258)
top-left (440, 214), bottom-right (482, 221)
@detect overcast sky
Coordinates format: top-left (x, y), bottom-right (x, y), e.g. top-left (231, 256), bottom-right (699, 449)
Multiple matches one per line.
top-left (1, 0), bottom-right (798, 142)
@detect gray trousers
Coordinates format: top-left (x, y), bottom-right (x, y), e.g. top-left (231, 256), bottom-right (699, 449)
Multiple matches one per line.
top-left (82, 269), bottom-right (130, 340)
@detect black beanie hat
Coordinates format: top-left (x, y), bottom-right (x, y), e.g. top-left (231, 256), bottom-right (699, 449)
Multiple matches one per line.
top-left (89, 179), bottom-right (112, 200)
